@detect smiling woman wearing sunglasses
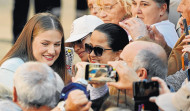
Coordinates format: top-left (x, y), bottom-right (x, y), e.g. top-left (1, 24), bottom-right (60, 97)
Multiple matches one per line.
top-left (85, 23), bottom-right (129, 111)
top-left (86, 23), bottom-right (129, 64)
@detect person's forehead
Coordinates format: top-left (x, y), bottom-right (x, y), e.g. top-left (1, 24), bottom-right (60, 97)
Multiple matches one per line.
top-left (182, 0), bottom-right (190, 4)
top-left (101, 0), bottom-right (118, 5)
top-left (88, 0), bottom-right (96, 4)
top-left (90, 31), bottom-right (109, 46)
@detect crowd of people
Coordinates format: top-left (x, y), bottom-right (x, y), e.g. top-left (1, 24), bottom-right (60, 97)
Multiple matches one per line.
top-left (0, 0), bottom-right (190, 110)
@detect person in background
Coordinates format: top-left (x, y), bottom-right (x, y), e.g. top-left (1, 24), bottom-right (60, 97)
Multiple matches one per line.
top-left (65, 15), bottom-right (104, 62)
top-left (96, 0), bottom-right (132, 24)
top-left (13, 0), bottom-right (61, 44)
top-left (87, 0), bottom-right (100, 16)
top-left (76, 0), bottom-right (88, 18)
top-left (123, 0), bottom-right (178, 48)
top-left (0, 13), bottom-right (65, 91)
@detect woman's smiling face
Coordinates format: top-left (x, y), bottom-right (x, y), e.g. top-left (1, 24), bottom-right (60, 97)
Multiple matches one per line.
top-left (88, 30), bottom-right (118, 64)
top-left (32, 30), bottom-right (62, 66)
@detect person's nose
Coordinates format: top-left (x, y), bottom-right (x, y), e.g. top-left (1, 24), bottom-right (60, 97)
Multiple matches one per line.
top-left (92, 8), bottom-right (98, 15)
top-left (99, 9), bottom-right (107, 18)
top-left (133, 5), bottom-right (142, 16)
top-left (48, 45), bottom-right (56, 55)
top-left (177, 3), bottom-right (182, 13)
top-left (136, 5), bottom-right (142, 14)
top-left (74, 44), bottom-right (81, 52)
top-left (89, 49), bottom-right (96, 57)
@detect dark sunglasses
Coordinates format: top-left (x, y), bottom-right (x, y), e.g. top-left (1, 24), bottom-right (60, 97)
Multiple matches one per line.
top-left (72, 33), bottom-right (92, 47)
top-left (85, 43), bottom-right (112, 56)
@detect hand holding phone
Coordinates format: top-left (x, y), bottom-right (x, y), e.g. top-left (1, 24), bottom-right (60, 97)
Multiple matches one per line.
top-left (133, 81), bottom-right (159, 111)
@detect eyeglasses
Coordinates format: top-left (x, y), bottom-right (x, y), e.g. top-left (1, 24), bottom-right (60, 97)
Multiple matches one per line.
top-left (97, 2), bottom-right (119, 13)
top-left (89, 5), bottom-right (101, 12)
top-left (85, 43), bottom-right (112, 56)
top-left (72, 33), bottom-right (91, 47)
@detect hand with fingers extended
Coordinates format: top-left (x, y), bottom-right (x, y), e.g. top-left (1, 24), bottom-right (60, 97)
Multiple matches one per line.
top-left (182, 35), bottom-right (190, 53)
top-left (65, 90), bottom-right (92, 111)
top-left (119, 17), bottom-right (149, 40)
top-left (149, 77), bottom-right (170, 103)
top-left (107, 61), bottom-right (140, 96)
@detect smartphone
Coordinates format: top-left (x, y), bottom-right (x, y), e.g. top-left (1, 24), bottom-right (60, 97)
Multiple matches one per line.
top-left (85, 63), bottom-right (118, 83)
top-left (65, 47), bottom-right (74, 76)
top-left (183, 19), bottom-right (189, 36)
top-left (133, 81), bottom-right (159, 111)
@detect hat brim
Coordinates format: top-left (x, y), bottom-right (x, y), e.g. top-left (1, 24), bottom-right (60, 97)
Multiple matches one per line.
top-left (155, 93), bottom-right (177, 111)
top-left (65, 32), bottom-right (90, 43)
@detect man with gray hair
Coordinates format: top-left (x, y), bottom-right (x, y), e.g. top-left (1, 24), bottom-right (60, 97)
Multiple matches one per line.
top-left (120, 41), bottom-right (168, 81)
top-left (13, 62), bottom-right (58, 111)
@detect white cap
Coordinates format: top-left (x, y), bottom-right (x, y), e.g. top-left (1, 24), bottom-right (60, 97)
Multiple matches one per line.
top-left (155, 82), bottom-right (190, 111)
top-left (65, 15), bottom-right (104, 43)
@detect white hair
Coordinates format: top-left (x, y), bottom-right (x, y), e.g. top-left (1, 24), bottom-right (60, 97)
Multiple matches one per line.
top-left (14, 62), bottom-right (57, 109)
top-left (0, 99), bottom-right (22, 111)
top-left (0, 84), bottom-right (12, 100)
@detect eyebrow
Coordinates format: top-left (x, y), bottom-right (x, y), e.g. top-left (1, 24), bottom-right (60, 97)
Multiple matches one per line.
top-left (140, 0), bottom-right (149, 3)
top-left (42, 40), bottom-right (61, 43)
top-left (102, 1), bottom-right (114, 6)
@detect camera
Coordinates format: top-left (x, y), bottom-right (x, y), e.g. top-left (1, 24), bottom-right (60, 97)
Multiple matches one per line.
top-left (133, 81), bottom-right (159, 111)
top-left (85, 63), bottom-right (118, 83)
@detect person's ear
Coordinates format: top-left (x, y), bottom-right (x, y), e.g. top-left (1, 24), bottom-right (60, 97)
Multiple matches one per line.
top-left (136, 68), bottom-right (148, 80)
top-left (13, 86), bottom-right (18, 102)
top-left (160, 3), bottom-right (167, 16)
top-left (114, 50), bottom-right (122, 61)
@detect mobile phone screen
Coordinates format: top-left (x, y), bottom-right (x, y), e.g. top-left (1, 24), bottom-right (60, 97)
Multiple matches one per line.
top-left (85, 64), bottom-right (118, 82)
top-left (65, 47), bottom-right (74, 76)
top-left (133, 81), bottom-right (159, 111)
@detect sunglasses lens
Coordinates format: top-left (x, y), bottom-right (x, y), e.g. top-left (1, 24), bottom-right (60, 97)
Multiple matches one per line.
top-left (85, 44), bottom-right (92, 54)
top-left (94, 47), bottom-right (103, 56)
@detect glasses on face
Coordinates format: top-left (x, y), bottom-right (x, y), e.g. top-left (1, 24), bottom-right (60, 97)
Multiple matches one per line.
top-left (72, 33), bottom-right (91, 47)
top-left (97, 2), bottom-right (119, 13)
top-left (85, 43), bottom-right (112, 56)
top-left (89, 5), bottom-right (101, 12)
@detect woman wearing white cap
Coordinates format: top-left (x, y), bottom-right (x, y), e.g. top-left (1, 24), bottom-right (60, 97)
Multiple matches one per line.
top-left (65, 15), bottom-right (104, 62)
